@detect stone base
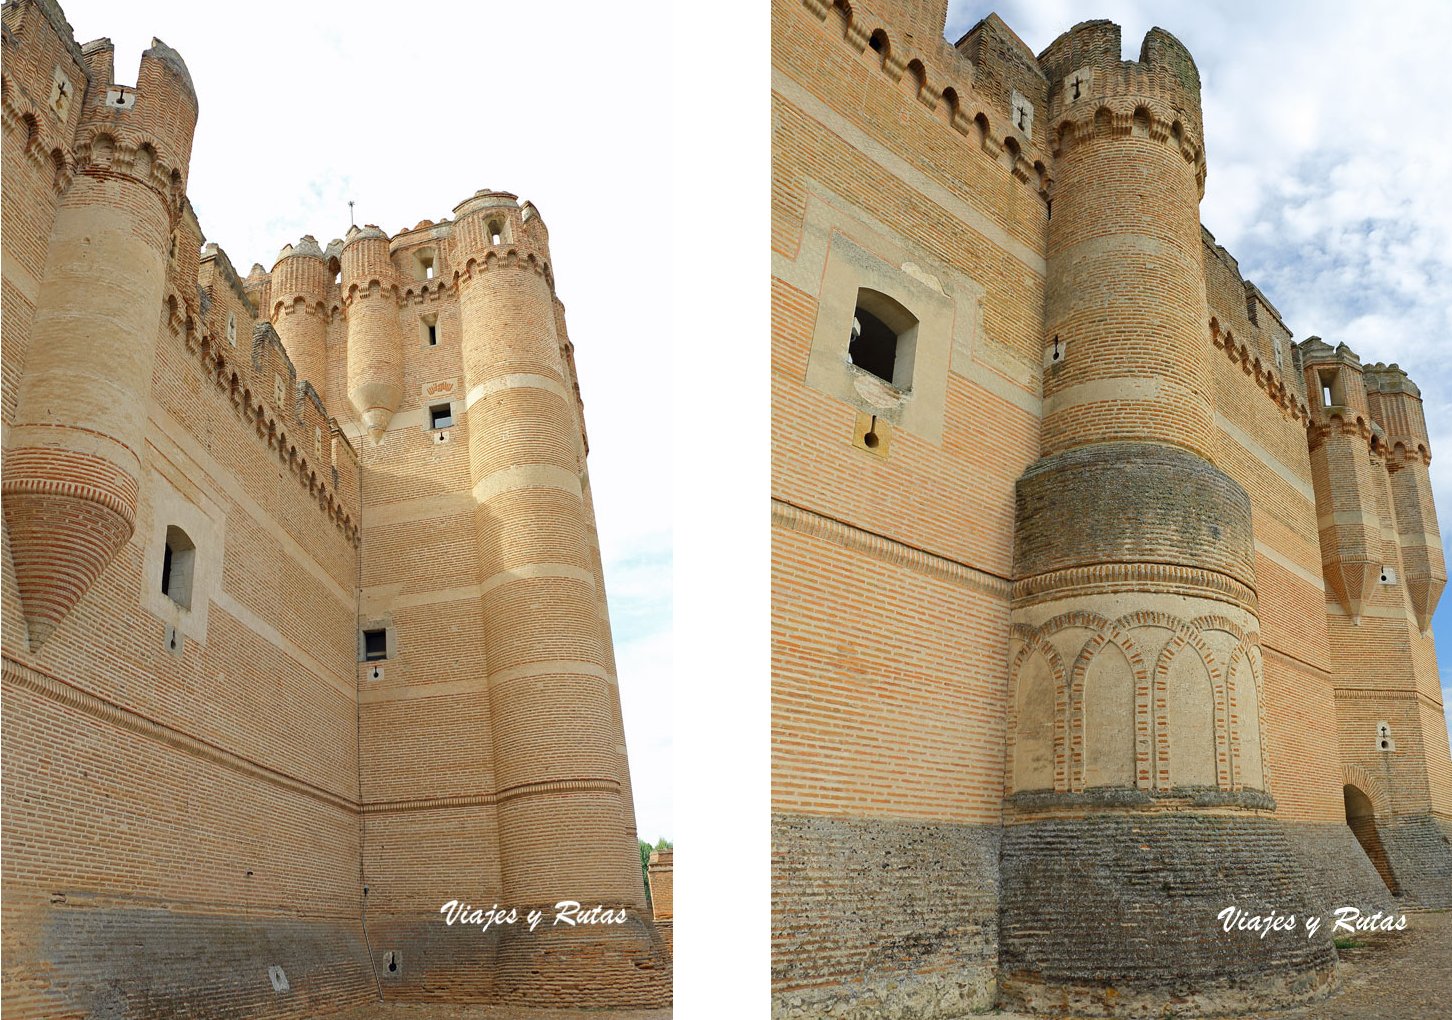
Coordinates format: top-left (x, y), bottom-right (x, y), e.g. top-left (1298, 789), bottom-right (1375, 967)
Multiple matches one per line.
top-left (1283, 821), bottom-right (1399, 916)
top-left (490, 909), bottom-right (671, 1008)
top-left (772, 813), bottom-right (1000, 1019)
top-left (18, 901), bottom-right (375, 1019)
top-left (369, 908), bottom-right (671, 1008)
top-left (1381, 814), bottom-right (1452, 909)
top-left (998, 809), bottom-right (1337, 1017)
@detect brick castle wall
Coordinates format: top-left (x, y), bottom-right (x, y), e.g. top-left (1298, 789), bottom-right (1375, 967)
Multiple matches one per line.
top-left (0, 0), bottom-right (665, 1014)
top-left (772, 0), bottom-right (1452, 1014)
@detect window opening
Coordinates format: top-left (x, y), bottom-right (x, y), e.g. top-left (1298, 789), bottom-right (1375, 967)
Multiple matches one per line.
top-left (363, 629), bottom-right (387, 661)
top-left (161, 525), bottom-right (196, 609)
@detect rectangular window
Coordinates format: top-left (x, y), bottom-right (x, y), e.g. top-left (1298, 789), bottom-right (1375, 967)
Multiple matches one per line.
top-left (430, 403), bottom-right (453, 430)
top-left (363, 629), bottom-right (387, 661)
top-left (162, 525), bottom-right (195, 609)
top-left (427, 323), bottom-right (438, 346)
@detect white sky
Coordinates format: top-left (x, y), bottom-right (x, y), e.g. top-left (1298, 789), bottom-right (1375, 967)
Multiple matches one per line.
top-left (949, 0), bottom-right (1452, 747)
top-left (57, 0), bottom-right (676, 842)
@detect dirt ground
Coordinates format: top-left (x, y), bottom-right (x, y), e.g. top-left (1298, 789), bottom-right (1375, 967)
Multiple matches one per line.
top-left (331, 913), bottom-right (1451, 1019)
top-left (975, 909), bottom-right (1452, 1019)
top-left (332, 1007), bottom-right (671, 1020)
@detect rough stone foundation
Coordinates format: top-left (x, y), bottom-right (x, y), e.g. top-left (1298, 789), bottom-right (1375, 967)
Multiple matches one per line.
top-left (772, 813), bottom-right (1000, 1019)
top-left (998, 808), bottom-right (1337, 1017)
top-left (1283, 822), bottom-right (1399, 917)
top-left (1379, 814), bottom-right (1452, 909)
top-left (34, 905), bottom-right (374, 1019)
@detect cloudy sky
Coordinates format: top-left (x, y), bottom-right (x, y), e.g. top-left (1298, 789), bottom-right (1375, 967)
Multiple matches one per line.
top-left (949, 0), bottom-right (1452, 746)
top-left (57, 0), bottom-right (677, 842)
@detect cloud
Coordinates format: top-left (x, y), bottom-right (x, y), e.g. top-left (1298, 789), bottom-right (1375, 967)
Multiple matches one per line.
top-left (603, 532), bottom-right (672, 840)
top-left (617, 627), bottom-right (673, 843)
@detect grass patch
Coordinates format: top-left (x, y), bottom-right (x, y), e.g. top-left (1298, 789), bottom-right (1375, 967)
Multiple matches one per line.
top-left (1334, 936), bottom-right (1366, 950)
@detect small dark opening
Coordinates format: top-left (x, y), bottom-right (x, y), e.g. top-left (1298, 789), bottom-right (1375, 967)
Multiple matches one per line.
top-left (430, 403), bottom-right (453, 429)
top-left (161, 525), bottom-right (195, 608)
top-left (363, 629), bottom-right (387, 661)
top-left (863, 430), bottom-right (880, 449)
top-left (427, 323), bottom-right (438, 346)
top-left (849, 307), bottom-right (898, 384)
top-left (869, 31), bottom-right (885, 53)
top-left (388, 958), bottom-right (398, 973)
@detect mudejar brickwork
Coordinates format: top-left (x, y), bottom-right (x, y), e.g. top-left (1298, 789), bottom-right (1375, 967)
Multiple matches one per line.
top-left (0, 0), bottom-right (670, 1015)
top-left (772, 1), bottom-right (1452, 1016)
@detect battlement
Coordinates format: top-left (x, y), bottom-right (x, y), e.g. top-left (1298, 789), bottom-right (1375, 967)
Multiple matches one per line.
top-left (1039, 20), bottom-right (1197, 94)
top-left (72, 36), bottom-right (197, 197)
top-left (1038, 25), bottom-right (1205, 190)
top-left (451, 189), bottom-right (554, 276)
top-left (198, 242), bottom-right (256, 318)
top-left (2, 0), bottom-right (85, 61)
top-left (1364, 361), bottom-right (1432, 459)
top-left (154, 276), bottom-right (360, 543)
top-left (1364, 362), bottom-right (1422, 399)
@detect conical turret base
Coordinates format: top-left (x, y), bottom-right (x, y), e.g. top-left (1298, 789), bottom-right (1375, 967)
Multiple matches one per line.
top-left (1326, 559), bottom-right (1380, 623)
top-left (3, 488), bottom-right (134, 650)
top-left (1408, 575), bottom-right (1446, 635)
top-left (350, 398), bottom-right (398, 445)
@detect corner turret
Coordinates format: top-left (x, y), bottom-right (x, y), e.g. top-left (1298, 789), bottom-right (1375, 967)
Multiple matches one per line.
top-left (1301, 337), bottom-right (1383, 623)
top-left (269, 234), bottom-right (330, 390)
top-left (3, 34), bottom-right (198, 647)
top-left (1364, 362), bottom-right (1445, 633)
top-left (341, 224), bottom-right (403, 442)
top-left (1000, 19), bottom-right (1336, 1014)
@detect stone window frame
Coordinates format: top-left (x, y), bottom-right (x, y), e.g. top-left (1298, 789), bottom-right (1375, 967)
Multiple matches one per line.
top-left (425, 399), bottom-right (457, 432)
top-left (140, 473), bottom-right (223, 646)
top-left (805, 230), bottom-right (955, 443)
top-left (161, 525), bottom-right (196, 609)
top-left (357, 618), bottom-right (398, 663)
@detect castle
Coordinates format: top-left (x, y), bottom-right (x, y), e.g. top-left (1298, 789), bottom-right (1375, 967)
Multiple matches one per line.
top-left (772, 1), bottom-right (1452, 1016)
top-left (0, 0), bottom-right (670, 1015)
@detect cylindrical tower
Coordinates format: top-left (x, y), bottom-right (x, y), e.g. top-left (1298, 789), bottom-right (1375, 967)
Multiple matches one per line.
top-left (341, 225), bottom-right (403, 442)
top-left (2, 38), bottom-right (197, 649)
top-left (269, 234), bottom-right (330, 390)
top-left (999, 22), bottom-right (1335, 1014)
top-left (452, 190), bottom-right (668, 1004)
top-left (548, 261), bottom-right (645, 893)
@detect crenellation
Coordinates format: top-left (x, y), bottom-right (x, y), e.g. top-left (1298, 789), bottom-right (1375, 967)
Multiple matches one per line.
top-left (199, 241), bottom-right (258, 318)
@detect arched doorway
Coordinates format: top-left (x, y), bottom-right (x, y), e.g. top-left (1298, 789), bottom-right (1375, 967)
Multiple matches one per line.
top-left (1344, 784), bottom-right (1400, 895)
